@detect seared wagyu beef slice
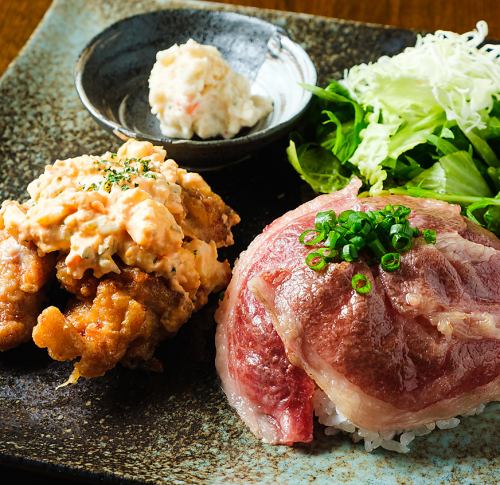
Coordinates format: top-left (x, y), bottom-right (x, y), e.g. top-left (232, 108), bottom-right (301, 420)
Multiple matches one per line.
top-left (215, 179), bottom-right (500, 446)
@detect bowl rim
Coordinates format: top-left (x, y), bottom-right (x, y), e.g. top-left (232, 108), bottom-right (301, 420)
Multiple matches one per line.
top-left (74, 8), bottom-right (317, 148)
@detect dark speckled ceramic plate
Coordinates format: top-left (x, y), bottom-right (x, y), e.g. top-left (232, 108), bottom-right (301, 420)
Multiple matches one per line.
top-left (0, 1), bottom-right (498, 484)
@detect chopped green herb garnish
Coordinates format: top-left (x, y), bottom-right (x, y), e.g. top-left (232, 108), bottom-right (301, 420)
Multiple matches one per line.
top-left (305, 251), bottom-right (328, 271)
top-left (341, 243), bottom-right (358, 262)
top-left (84, 182), bottom-right (99, 192)
top-left (82, 156), bottom-right (157, 192)
top-left (381, 252), bottom-right (401, 271)
top-left (351, 273), bottom-right (372, 294)
top-left (391, 232), bottom-right (412, 252)
top-left (299, 229), bottom-right (325, 246)
top-left (422, 228), bottom-right (437, 244)
top-left (314, 210), bottom-right (337, 231)
top-left (299, 205), bottom-right (436, 280)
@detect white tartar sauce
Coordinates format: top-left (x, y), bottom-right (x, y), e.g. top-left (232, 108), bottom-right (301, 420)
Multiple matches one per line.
top-left (148, 39), bottom-right (272, 139)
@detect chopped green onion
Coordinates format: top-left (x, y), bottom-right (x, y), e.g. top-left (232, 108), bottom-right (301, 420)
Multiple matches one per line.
top-left (315, 210), bottom-right (337, 231)
top-left (325, 230), bottom-right (343, 248)
top-left (391, 233), bottom-right (412, 252)
top-left (367, 238), bottom-right (386, 258)
top-left (298, 205), bottom-right (435, 273)
top-left (350, 220), bottom-right (363, 232)
top-left (334, 225), bottom-right (349, 237)
top-left (358, 221), bottom-right (373, 237)
top-left (423, 228), bottom-right (437, 244)
top-left (316, 247), bottom-right (338, 262)
top-left (393, 205), bottom-right (411, 220)
top-left (338, 210), bottom-right (356, 224)
top-left (389, 223), bottom-right (408, 236)
top-left (352, 273), bottom-right (372, 294)
top-left (381, 252), bottom-right (401, 271)
top-left (305, 251), bottom-right (327, 271)
top-left (299, 229), bottom-right (325, 246)
top-left (377, 217), bottom-right (394, 234)
top-left (341, 244), bottom-right (358, 262)
top-left (349, 235), bottom-right (365, 250)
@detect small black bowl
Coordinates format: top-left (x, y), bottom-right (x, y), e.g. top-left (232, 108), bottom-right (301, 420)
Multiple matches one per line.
top-left (75, 9), bottom-right (317, 170)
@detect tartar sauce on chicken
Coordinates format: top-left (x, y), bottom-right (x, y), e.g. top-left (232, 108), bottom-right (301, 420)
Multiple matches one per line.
top-left (148, 39), bottom-right (272, 139)
top-left (0, 140), bottom-right (230, 302)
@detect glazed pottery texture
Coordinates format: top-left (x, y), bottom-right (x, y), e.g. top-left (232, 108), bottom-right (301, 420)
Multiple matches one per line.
top-left (0, 1), bottom-right (498, 483)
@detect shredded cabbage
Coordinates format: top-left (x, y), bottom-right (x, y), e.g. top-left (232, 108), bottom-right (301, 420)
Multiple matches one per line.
top-left (347, 122), bottom-right (391, 193)
top-left (344, 21), bottom-right (499, 132)
top-left (341, 21), bottom-right (500, 194)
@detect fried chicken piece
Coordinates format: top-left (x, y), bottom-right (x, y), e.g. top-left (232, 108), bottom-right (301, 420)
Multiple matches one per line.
top-left (33, 267), bottom-right (194, 382)
top-left (178, 173), bottom-right (240, 247)
top-left (0, 230), bottom-right (54, 351)
top-left (114, 268), bottom-right (195, 333)
top-left (56, 262), bottom-right (195, 331)
top-left (33, 284), bottom-right (162, 383)
top-left (55, 256), bottom-right (98, 300)
top-left (56, 251), bottom-right (226, 315)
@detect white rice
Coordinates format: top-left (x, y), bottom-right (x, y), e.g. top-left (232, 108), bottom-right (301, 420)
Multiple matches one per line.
top-left (313, 389), bottom-right (486, 453)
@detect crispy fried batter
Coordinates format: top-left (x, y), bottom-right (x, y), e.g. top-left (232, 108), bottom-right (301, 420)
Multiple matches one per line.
top-left (56, 262), bottom-right (195, 332)
top-left (179, 175), bottom-right (240, 247)
top-left (57, 253), bottom-right (222, 319)
top-left (34, 284), bottom-right (161, 383)
top-left (0, 230), bottom-right (54, 351)
top-left (56, 256), bottom-right (98, 299)
top-left (33, 267), bottom-right (194, 382)
top-left (114, 267), bottom-right (195, 333)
